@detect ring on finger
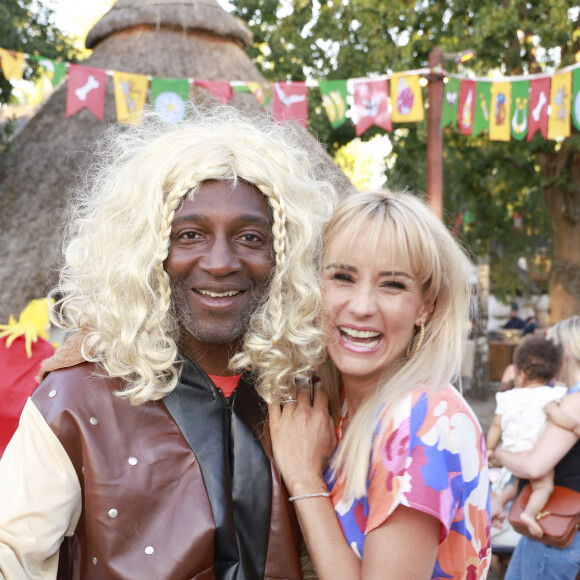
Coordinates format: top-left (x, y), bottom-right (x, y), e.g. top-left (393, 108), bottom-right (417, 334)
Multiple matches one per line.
top-left (281, 397), bottom-right (298, 407)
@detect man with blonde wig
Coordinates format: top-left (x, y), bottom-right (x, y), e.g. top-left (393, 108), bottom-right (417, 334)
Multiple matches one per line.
top-left (0, 105), bottom-right (350, 579)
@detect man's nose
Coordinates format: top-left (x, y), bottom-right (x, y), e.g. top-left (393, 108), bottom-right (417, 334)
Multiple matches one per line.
top-left (199, 237), bottom-right (241, 276)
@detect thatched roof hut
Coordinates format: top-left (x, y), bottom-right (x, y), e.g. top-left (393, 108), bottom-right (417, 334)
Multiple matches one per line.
top-left (0, 0), bottom-right (350, 321)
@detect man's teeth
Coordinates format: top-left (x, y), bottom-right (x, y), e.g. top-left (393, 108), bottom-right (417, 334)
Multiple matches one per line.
top-left (339, 327), bottom-right (380, 339)
top-left (196, 289), bottom-right (241, 298)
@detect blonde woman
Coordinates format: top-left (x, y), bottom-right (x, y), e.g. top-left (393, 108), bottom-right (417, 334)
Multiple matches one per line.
top-left (0, 105), bottom-right (352, 579)
top-left (496, 316), bottom-right (580, 580)
top-left (269, 190), bottom-right (491, 579)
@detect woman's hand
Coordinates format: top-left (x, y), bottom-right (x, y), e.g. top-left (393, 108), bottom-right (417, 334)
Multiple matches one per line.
top-left (268, 382), bottom-right (337, 496)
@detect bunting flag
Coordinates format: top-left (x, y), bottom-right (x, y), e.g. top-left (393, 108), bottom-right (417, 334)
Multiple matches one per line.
top-left (151, 77), bottom-right (189, 124)
top-left (352, 79), bottom-right (392, 136)
top-left (272, 81), bottom-right (308, 127)
top-left (510, 80), bottom-right (530, 141)
top-left (441, 77), bottom-right (460, 129)
top-left (319, 79), bottom-right (348, 128)
top-left (0, 48), bottom-right (25, 81)
top-left (527, 77), bottom-right (550, 141)
top-left (548, 71), bottom-right (572, 139)
top-left (391, 73), bottom-right (424, 123)
top-left (472, 81), bottom-right (491, 136)
top-left (66, 64), bottom-right (107, 120)
top-left (233, 82), bottom-right (272, 106)
top-left (457, 79), bottom-right (476, 136)
top-left (489, 81), bottom-right (511, 141)
top-left (194, 80), bottom-right (233, 104)
top-left (29, 55), bottom-right (66, 87)
top-left (573, 67), bottom-right (580, 131)
top-left (113, 71), bottom-right (148, 125)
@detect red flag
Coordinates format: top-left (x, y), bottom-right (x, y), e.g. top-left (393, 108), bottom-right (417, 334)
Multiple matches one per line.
top-left (66, 64), bottom-right (107, 120)
top-left (272, 82), bottom-right (308, 127)
top-left (527, 77), bottom-right (550, 141)
top-left (353, 79), bottom-right (392, 136)
top-left (457, 79), bottom-right (476, 136)
top-left (194, 80), bottom-right (233, 104)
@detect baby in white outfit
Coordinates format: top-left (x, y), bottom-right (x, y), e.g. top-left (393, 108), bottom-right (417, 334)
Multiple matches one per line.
top-left (487, 336), bottom-right (565, 536)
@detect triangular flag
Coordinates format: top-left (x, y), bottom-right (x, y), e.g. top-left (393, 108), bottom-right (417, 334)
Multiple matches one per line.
top-left (113, 71), bottom-right (148, 125)
top-left (194, 80), bottom-right (233, 105)
top-left (29, 55), bottom-right (66, 86)
top-left (233, 82), bottom-right (272, 106)
top-left (572, 67), bottom-right (580, 131)
top-left (272, 81), bottom-right (308, 127)
top-left (527, 77), bottom-right (550, 141)
top-left (0, 48), bottom-right (26, 81)
top-left (390, 73), bottom-right (424, 123)
top-left (352, 79), bottom-right (391, 136)
top-left (441, 77), bottom-right (460, 129)
top-left (472, 81), bottom-right (491, 136)
top-left (66, 64), bottom-right (107, 121)
top-left (489, 81), bottom-right (511, 141)
top-left (510, 80), bottom-right (530, 141)
top-left (319, 79), bottom-right (348, 128)
top-left (548, 71), bottom-right (572, 139)
top-left (151, 78), bottom-right (189, 124)
top-left (457, 79), bottom-right (476, 136)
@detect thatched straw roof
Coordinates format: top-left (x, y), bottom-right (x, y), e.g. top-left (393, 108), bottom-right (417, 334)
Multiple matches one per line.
top-left (0, 0), bottom-right (352, 321)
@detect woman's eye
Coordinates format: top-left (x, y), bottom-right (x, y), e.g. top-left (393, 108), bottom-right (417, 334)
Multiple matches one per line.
top-left (382, 280), bottom-right (406, 290)
top-left (332, 273), bottom-right (353, 282)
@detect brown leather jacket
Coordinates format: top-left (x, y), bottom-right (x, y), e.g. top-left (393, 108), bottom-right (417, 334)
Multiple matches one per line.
top-left (33, 353), bottom-right (302, 580)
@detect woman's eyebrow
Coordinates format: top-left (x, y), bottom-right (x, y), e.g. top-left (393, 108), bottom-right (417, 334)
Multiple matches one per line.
top-left (378, 271), bottom-right (414, 279)
top-left (325, 263), bottom-right (357, 272)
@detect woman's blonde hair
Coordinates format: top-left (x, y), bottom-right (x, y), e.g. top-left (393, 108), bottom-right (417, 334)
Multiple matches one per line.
top-left (321, 190), bottom-right (473, 499)
top-left (547, 316), bottom-right (580, 382)
top-left (51, 105), bottom-right (350, 405)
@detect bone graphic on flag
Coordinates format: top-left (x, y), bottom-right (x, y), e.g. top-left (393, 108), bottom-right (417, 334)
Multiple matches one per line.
top-left (532, 91), bottom-right (547, 122)
top-left (76, 75), bottom-right (100, 101)
top-left (275, 83), bottom-right (306, 107)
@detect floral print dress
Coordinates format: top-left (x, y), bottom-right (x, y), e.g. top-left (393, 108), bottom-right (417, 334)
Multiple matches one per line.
top-left (324, 384), bottom-right (491, 580)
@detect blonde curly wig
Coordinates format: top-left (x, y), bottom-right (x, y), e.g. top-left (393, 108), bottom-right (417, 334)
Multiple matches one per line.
top-left (50, 105), bottom-right (350, 405)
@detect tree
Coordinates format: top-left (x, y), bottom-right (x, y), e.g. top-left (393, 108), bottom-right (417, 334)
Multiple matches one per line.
top-left (231, 0), bottom-right (580, 318)
top-left (0, 0), bottom-right (78, 106)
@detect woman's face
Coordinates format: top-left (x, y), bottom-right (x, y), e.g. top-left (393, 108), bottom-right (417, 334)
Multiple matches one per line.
top-left (322, 228), bottom-right (432, 392)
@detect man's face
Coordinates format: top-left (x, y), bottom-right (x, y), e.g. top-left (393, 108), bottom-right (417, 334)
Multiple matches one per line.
top-left (165, 180), bottom-right (274, 348)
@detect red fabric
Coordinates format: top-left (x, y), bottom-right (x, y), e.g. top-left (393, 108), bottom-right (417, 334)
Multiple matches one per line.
top-left (527, 77), bottom-right (551, 141)
top-left (272, 82), bottom-right (308, 128)
top-left (0, 335), bottom-right (55, 456)
top-left (208, 374), bottom-right (241, 398)
top-left (66, 64), bottom-right (107, 121)
top-left (353, 79), bottom-right (392, 136)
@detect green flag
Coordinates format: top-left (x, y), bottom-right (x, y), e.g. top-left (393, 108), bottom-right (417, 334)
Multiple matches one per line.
top-left (441, 77), bottom-right (460, 129)
top-left (472, 81), bottom-right (492, 136)
top-left (233, 82), bottom-right (272, 107)
top-left (151, 78), bottom-right (189, 124)
top-left (30, 55), bottom-right (66, 87)
top-left (572, 67), bottom-right (580, 131)
top-left (510, 80), bottom-right (529, 141)
top-left (319, 80), bottom-right (348, 128)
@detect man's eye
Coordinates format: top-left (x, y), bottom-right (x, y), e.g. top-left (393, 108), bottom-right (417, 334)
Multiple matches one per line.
top-left (179, 231), bottom-right (202, 240)
top-left (240, 234), bottom-right (261, 242)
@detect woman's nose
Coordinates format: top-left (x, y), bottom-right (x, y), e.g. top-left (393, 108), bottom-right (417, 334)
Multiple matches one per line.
top-left (347, 284), bottom-right (377, 317)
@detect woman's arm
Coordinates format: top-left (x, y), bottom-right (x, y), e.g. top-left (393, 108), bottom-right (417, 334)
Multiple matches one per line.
top-left (495, 392), bottom-right (580, 479)
top-left (268, 388), bottom-right (440, 580)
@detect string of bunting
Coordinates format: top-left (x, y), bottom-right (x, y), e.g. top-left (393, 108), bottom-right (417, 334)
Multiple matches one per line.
top-left (1, 46), bottom-right (579, 140)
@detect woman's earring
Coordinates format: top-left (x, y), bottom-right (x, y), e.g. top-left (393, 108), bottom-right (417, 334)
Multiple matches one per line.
top-left (406, 322), bottom-right (425, 358)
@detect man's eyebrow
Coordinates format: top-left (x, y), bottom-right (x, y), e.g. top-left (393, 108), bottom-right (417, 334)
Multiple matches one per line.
top-left (172, 213), bottom-right (271, 227)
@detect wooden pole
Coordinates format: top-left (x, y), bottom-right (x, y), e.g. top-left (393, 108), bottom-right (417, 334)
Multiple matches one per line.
top-left (427, 46), bottom-right (443, 220)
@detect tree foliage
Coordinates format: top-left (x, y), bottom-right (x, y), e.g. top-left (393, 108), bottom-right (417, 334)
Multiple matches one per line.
top-left (231, 0), bottom-right (579, 299)
top-left (0, 0), bottom-right (78, 106)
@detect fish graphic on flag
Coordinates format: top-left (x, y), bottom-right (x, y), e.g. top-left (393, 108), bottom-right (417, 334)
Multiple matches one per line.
top-left (527, 77), bottom-right (550, 141)
top-left (548, 71), bottom-right (572, 139)
top-left (272, 82), bottom-right (308, 127)
top-left (66, 64), bottom-right (107, 121)
top-left (352, 79), bottom-right (391, 136)
top-left (113, 71), bottom-right (148, 125)
top-left (0, 48), bottom-right (25, 81)
top-left (457, 79), bottom-right (476, 136)
top-left (489, 82), bottom-right (511, 141)
top-left (390, 74), bottom-right (424, 123)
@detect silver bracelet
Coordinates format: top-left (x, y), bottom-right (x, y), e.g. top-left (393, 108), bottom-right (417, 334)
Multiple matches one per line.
top-left (288, 492), bottom-right (331, 502)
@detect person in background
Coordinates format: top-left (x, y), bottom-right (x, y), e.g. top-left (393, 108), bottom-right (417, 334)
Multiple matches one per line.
top-left (503, 303), bottom-right (526, 331)
top-left (268, 190), bottom-right (491, 579)
top-left (0, 105), bottom-right (351, 579)
top-left (496, 316), bottom-right (580, 580)
top-left (486, 336), bottom-right (565, 537)
top-left (0, 298), bottom-right (56, 457)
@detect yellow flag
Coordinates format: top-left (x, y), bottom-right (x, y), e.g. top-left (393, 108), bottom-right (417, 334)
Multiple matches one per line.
top-left (548, 71), bottom-right (572, 139)
top-left (113, 71), bottom-right (149, 125)
top-left (390, 74), bottom-right (424, 123)
top-left (489, 82), bottom-right (511, 141)
top-left (0, 48), bottom-right (26, 81)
